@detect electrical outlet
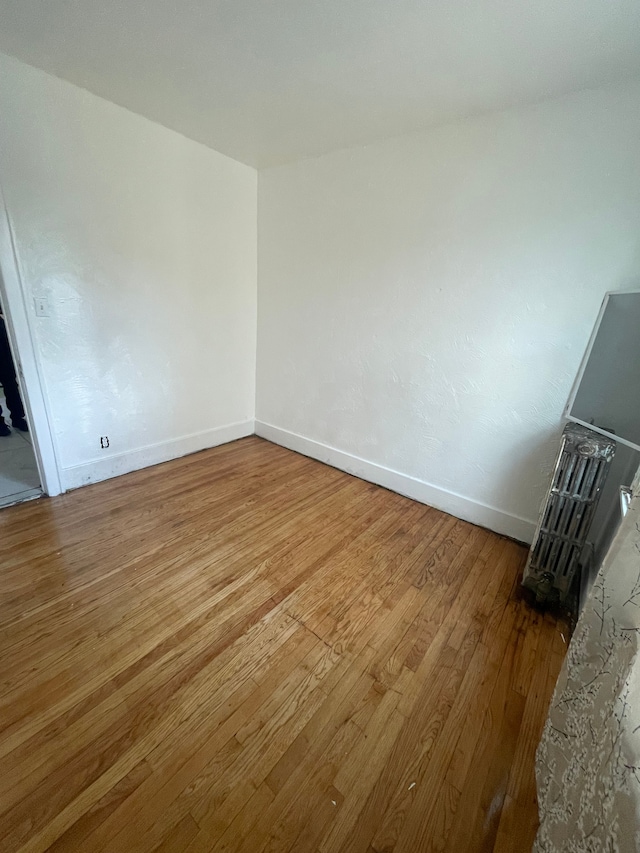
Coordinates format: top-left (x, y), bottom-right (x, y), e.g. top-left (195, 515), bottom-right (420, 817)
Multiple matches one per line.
top-left (100, 436), bottom-right (109, 449)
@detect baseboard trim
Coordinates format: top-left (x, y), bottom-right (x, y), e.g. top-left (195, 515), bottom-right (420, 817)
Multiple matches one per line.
top-left (255, 420), bottom-right (536, 544)
top-left (61, 420), bottom-right (255, 491)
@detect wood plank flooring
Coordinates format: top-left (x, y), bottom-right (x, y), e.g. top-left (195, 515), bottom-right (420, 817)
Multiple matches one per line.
top-left (0, 436), bottom-right (567, 853)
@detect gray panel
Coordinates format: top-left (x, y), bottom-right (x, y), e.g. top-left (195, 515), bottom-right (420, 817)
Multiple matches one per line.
top-left (570, 292), bottom-right (640, 450)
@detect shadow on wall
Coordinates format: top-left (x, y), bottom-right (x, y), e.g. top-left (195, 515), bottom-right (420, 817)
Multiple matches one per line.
top-left (495, 424), bottom-right (564, 536)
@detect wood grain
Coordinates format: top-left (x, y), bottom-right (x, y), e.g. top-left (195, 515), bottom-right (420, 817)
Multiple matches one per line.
top-left (0, 436), bottom-right (567, 852)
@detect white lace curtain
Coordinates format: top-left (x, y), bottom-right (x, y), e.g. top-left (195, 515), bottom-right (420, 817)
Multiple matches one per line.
top-left (535, 490), bottom-right (640, 851)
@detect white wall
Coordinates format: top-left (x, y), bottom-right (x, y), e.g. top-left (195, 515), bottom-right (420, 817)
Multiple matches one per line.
top-left (0, 53), bottom-right (257, 490)
top-left (2, 50), bottom-right (638, 535)
top-left (257, 80), bottom-right (640, 541)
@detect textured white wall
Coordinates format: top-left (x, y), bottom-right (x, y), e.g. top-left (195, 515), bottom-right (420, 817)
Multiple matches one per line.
top-left (257, 81), bottom-right (640, 540)
top-left (0, 53), bottom-right (257, 487)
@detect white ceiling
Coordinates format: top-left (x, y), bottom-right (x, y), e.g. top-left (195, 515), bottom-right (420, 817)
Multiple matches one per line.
top-left (0, 0), bottom-right (639, 168)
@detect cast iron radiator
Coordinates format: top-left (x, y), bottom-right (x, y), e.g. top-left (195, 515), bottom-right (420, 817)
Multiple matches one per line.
top-left (522, 423), bottom-right (616, 603)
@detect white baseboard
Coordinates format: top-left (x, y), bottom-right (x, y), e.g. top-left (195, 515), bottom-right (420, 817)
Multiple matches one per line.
top-left (61, 420), bottom-right (255, 491)
top-left (255, 420), bottom-right (536, 544)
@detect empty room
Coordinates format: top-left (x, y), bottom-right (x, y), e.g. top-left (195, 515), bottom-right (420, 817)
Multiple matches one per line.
top-left (0, 2), bottom-right (640, 851)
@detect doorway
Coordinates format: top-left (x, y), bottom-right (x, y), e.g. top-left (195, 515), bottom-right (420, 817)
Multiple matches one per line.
top-left (0, 294), bottom-right (42, 508)
top-left (0, 420), bottom-right (42, 507)
top-left (0, 183), bottom-right (62, 503)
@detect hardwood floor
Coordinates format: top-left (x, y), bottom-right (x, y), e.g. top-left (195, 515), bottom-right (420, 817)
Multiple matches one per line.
top-left (0, 436), bottom-right (567, 853)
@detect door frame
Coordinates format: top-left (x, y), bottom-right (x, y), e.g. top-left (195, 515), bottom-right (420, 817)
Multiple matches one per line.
top-left (0, 181), bottom-right (62, 497)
